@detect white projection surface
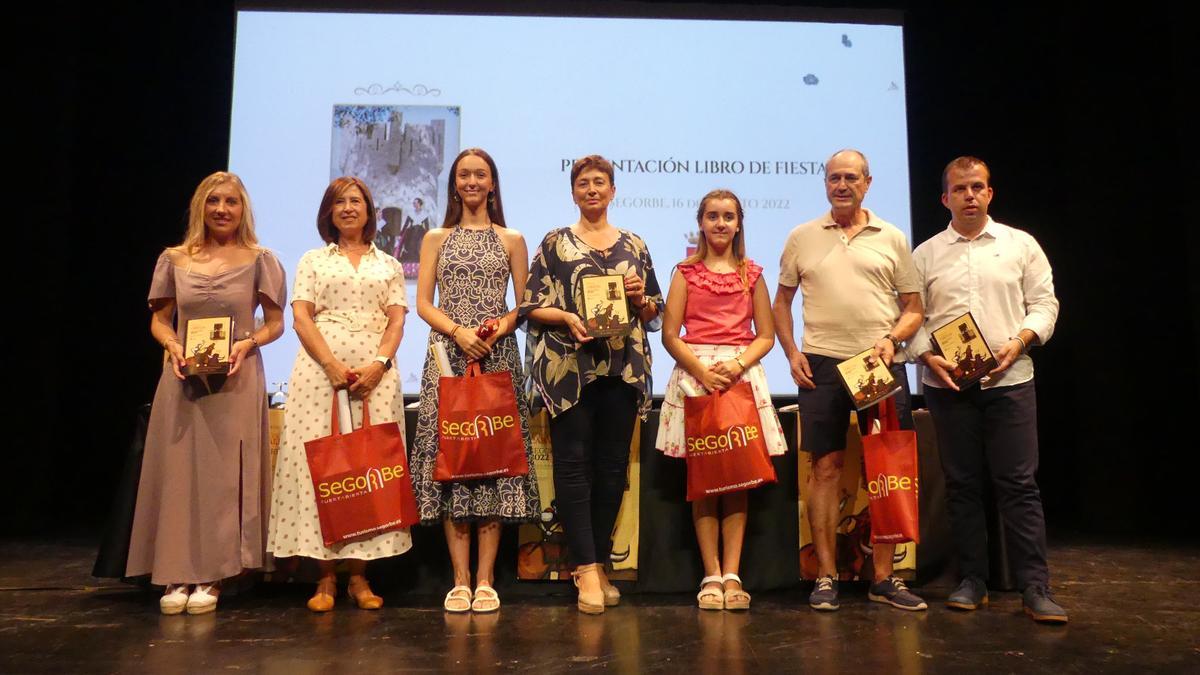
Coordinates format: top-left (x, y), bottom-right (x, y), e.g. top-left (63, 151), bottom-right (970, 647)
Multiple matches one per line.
top-left (230, 10), bottom-right (911, 397)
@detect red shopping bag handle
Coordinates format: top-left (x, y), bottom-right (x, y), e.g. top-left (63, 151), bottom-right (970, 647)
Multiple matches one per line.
top-left (464, 361), bottom-right (482, 378)
top-left (867, 396), bottom-right (900, 434)
top-left (329, 392), bottom-right (372, 436)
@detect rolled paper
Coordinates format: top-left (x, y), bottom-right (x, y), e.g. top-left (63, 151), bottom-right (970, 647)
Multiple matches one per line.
top-left (431, 341), bottom-right (453, 377)
top-left (680, 379), bottom-right (702, 397)
top-left (335, 388), bottom-right (353, 435)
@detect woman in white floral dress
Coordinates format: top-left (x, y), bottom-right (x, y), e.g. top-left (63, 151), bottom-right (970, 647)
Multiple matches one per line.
top-left (267, 177), bottom-right (410, 612)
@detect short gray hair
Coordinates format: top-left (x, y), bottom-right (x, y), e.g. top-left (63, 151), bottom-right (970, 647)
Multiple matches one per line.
top-left (826, 148), bottom-right (870, 178)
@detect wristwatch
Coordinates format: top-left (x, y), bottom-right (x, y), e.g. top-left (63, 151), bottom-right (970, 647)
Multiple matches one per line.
top-left (374, 356), bottom-right (393, 371)
top-left (884, 334), bottom-right (902, 351)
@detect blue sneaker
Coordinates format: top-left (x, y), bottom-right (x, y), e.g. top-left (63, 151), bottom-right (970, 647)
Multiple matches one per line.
top-left (868, 576), bottom-right (928, 611)
top-left (946, 576), bottom-right (989, 610)
top-left (809, 575), bottom-right (839, 611)
top-left (1023, 586), bottom-right (1068, 624)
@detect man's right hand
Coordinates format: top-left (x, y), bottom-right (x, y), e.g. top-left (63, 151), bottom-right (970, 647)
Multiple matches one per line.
top-left (789, 352), bottom-right (815, 390)
top-left (920, 352), bottom-right (960, 391)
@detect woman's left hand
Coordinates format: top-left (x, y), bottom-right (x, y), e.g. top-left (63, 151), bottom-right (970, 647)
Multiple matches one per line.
top-left (349, 361), bottom-right (387, 397)
top-left (228, 339), bottom-right (254, 376)
top-left (624, 270), bottom-right (647, 309)
top-left (710, 359), bottom-right (745, 382)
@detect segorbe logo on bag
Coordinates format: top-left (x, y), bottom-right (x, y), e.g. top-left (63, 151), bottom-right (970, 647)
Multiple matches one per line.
top-left (686, 424), bottom-right (761, 455)
top-left (317, 464), bottom-right (407, 500)
top-left (441, 413), bottom-right (516, 441)
top-left (867, 472), bottom-right (918, 498)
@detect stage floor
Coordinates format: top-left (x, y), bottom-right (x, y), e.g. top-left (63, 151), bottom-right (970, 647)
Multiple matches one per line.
top-left (1, 538), bottom-right (1197, 673)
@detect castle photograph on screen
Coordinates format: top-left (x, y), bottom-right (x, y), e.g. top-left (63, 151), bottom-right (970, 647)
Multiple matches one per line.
top-left (331, 104), bottom-right (461, 278)
top-left (3, 1), bottom-right (1196, 673)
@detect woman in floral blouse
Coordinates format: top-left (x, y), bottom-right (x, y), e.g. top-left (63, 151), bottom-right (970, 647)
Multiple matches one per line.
top-left (519, 155), bottom-right (664, 614)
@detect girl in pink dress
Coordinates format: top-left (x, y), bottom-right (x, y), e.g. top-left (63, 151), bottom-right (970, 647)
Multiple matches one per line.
top-left (657, 189), bottom-right (786, 611)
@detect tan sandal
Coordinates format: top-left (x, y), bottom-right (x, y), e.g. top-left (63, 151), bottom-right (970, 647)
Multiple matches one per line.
top-left (596, 566), bottom-right (620, 606)
top-left (572, 563), bottom-right (605, 615)
top-left (722, 573), bottom-right (751, 611)
top-left (443, 585), bottom-right (472, 613)
top-left (697, 575), bottom-right (724, 610)
top-left (602, 582), bottom-right (621, 607)
top-left (472, 584), bottom-right (500, 613)
top-left (348, 576), bottom-right (383, 610)
top-left (307, 575), bottom-right (337, 613)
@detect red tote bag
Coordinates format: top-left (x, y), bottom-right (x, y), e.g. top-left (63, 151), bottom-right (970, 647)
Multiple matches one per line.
top-left (683, 381), bottom-right (777, 501)
top-left (861, 396), bottom-right (920, 544)
top-left (435, 362), bottom-right (529, 482)
top-left (304, 395), bottom-right (419, 547)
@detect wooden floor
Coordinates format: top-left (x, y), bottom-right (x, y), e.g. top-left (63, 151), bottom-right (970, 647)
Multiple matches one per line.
top-left (1, 538), bottom-right (1197, 673)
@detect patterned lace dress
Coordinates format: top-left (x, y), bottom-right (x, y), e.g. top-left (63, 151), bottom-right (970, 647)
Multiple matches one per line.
top-left (409, 227), bottom-right (540, 524)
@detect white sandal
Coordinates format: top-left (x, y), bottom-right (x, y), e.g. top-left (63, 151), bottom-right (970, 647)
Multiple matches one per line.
top-left (472, 584), bottom-right (500, 613)
top-left (722, 573), bottom-right (751, 611)
top-left (186, 583), bottom-right (220, 615)
top-left (697, 575), bottom-right (724, 610)
top-left (443, 585), bottom-right (473, 613)
top-left (160, 584), bottom-right (189, 615)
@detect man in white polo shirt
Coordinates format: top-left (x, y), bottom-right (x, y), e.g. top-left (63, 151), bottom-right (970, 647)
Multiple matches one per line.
top-left (908, 156), bottom-right (1065, 623)
top-left (773, 149), bottom-right (927, 612)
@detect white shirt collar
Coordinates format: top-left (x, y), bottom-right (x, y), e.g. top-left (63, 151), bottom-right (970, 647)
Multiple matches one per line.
top-left (324, 242), bottom-right (379, 257)
top-left (942, 216), bottom-right (998, 243)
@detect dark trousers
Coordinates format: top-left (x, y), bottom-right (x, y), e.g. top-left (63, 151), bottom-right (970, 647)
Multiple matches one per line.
top-left (548, 377), bottom-right (639, 566)
top-left (925, 380), bottom-right (1049, 589)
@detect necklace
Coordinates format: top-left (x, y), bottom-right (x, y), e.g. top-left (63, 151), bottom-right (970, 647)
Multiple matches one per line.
top-left (572, 225), bottom-right (619, 274)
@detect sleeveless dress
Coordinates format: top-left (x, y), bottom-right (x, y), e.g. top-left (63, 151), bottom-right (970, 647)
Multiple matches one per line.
top-left (655, 260), bottom-right (787, 459)
top-left (126, 250), bottom-right (287, 585)
top-left (410, 227), bottom-right (540, 524)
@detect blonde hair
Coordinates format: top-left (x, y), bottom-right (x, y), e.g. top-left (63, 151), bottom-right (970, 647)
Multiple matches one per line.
top-left (682, 189), bottom-right (750, 292)
top-left (178, 171), bottom-right (260, 255)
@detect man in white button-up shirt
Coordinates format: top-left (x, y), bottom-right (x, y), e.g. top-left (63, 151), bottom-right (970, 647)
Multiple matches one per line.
top-left (908, 156), bottom-right (1066, 623)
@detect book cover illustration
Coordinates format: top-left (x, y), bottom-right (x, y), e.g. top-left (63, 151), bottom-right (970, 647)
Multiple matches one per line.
top-left (931, 312), bottom-right (998, 387)
top-left (836, 348), bottom-right (902, 411)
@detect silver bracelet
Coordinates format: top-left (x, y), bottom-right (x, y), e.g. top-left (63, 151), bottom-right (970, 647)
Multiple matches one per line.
top-left (1010, 335), bottom-right (1027, 353)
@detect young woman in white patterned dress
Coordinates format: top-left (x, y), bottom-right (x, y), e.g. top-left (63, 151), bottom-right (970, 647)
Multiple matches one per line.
top-left (657, 189), bottom-right (787, 611)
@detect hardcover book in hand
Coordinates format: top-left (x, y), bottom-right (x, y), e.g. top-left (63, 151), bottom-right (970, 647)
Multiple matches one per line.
top-left (579, 274), bottom-right (632, 338)
top-left (930, 312), bottom-right (998, 388)
top-left (836, 347), bottom-right (902, 411)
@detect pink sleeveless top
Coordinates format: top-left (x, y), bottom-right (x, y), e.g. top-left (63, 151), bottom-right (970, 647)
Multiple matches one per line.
top-left (678, 260), bottom-right (763, 346)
